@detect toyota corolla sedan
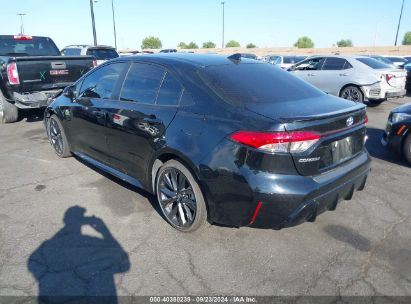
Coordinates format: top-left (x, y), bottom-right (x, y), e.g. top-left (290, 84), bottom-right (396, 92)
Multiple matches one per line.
top-left (289, 55), bottom-right (407, 104)
top-left (382, 103), bottom-right (411, 165)
top-left (44, 53), bottom-right (370, 232)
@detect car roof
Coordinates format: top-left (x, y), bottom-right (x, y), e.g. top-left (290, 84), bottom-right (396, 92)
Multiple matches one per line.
top-left (63, 45), bottom-right (115, 49)
top-left (111, 53), bottom-right (261, 68)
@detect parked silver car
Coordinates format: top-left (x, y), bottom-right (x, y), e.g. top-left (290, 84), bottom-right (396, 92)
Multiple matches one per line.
top-left (61, 45), bottom-right (119, 66)
top-left (289, 55), bottom-right (407, 103)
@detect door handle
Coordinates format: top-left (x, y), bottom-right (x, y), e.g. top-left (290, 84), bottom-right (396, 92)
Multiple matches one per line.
top-left (339, 73), bottom-right (349, 76)
top-left (308, 73), bottom-right (316, 76)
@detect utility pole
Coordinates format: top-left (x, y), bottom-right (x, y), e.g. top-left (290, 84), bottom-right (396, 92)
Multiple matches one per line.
top-left (394, 0), bottom-right (405, 46)
top-left (17, 13), bottom-right (26, 35)
top-left (112, 0), bottom-right (118, 49)
top-left (89, 0), bottom-right (98, 46)
top-left (221, 2), bottom-right (225, 48)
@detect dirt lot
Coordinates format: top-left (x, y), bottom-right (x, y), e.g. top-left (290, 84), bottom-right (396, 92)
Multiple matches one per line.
top-left (0, 97), bottom-right (410, 299)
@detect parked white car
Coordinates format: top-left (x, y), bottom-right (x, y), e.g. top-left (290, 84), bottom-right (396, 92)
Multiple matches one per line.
top-left (61, 45), bottom-right (119, 66)
top-left (266, 55), bottom-right (307, 69)
top-left (289, 55), bottom-right (407, 103)
top-left (382, 56), bottom-right (408, 68)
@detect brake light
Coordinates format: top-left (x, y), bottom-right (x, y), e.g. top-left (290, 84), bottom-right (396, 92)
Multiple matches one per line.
top-left (230, 131), bottom-right (320, 153)
top-left (7, 63), bottom-right (20, 85)
top-left (13, 35), bottom-right (33, 40)
top-left (386, 74), bottom-right (395, 83)
top-left (365, 115), bottom-right (368, 124)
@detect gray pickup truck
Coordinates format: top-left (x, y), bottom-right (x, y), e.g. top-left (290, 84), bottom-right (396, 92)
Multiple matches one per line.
top-left (0, 35), bottom-right (95, 123)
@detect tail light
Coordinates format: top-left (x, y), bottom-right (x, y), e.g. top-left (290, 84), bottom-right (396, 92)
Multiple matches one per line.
top-left (13, 35), bottom-right (33, 40)
top-left (365, 115), bottom-right (368, 124)
top-left (230, 131), bottom-right (320, 153)
top-left (386, 74), bottom-right (395, 83)
top-left (7, 63), bottom-right (20, 85)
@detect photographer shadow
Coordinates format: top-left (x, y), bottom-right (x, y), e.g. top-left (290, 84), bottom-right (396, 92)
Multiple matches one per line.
top-left (28, 206), bottom-right (130, 304)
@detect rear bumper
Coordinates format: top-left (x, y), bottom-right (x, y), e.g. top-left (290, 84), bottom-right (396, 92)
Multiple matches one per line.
top-left (249, 152), bottom-right (371, 229)
top-left (362, 83), bottom-right (406, 101)
top-left (12, 90), bottom-right (62, 109)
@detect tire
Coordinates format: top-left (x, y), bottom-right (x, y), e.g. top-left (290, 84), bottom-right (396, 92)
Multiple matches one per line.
top-left (47, 115), bottom-right (71, 158)
top-left (155, 160), bottom-right (208, 232)
top-left (403, 134), bottom-right (411, 166)
top-left (0, 91), bottom-right (19, 123)
top-left (339, 85), bottom-right (364, 103)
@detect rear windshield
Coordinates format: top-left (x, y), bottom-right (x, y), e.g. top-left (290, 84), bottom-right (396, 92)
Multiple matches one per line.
top-left (86, 48), bottom-right (119, 60)
top-left (371, 56), bottom-right (393, 65)
top-left (356, 57), bottom-right (391, 69)
top-left (386, 57), bottom-right (407, 63)
top-left (198, 63), bottom-right (324, 105)
top-left (0, 36), bottom-right (60, 56)
top-left (62, 48), bottom-right (81, 56)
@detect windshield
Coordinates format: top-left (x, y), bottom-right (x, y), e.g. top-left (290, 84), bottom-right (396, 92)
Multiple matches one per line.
top-left (86, 48), bottom-right (119, 60)
top-left (356, 57), bottom-right (392, 69)
top-left (198, 63), bottom-right (324, 106)
top-left (0, 36), bottom-right (60, 56)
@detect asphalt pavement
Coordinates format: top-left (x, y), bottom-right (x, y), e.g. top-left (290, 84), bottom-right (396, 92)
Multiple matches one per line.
top-left (0, 97), bottom-right (410, 299)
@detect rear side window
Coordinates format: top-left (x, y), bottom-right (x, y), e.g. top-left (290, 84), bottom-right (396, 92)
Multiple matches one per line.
top-left (120, 63), bottom-right (165, 104)
top-left (62, 48), bottom-right (81, 56)
top-left (79, 62), bottom-right (127, 99)
top-left (356, 57), bottom-right (391, 69)
top-left (199, 63), bottom-right (324, 105)
top-left (322, 58), bottom-right (352, 70)
top-left (157, 73), bottom-right (183, 106)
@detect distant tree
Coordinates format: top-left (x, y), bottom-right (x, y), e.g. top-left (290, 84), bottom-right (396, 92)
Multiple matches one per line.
top-left (225, 40), bottom-right (240, 48)
top-left (337, 39), bottom-right (353, 47)
top-left (403, 32), bottom-right (411, 45)
top-left (294, 36), bottom-right (314, 48)
top-left (246, 43), bottom-right (257, 48)
top-left (187, 42), bottom-right (199, 49)
top-left (141, 36), bottom-right (162, 49)
top-left (178, 42), bottom-right (188, 49)
top-left (203, 41), bottom-right (216, 48)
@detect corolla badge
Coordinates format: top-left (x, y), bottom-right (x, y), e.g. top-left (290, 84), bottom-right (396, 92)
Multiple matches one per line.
top-left (346, 116), bottom-right (354, 127)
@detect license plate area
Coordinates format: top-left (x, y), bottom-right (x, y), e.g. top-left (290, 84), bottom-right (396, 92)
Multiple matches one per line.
top-left (331, 137), bottom-right (354, 164)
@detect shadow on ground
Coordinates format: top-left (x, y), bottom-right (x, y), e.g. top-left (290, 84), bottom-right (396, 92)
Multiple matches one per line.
top-left (366, 127), bottom-right (409, 167)
top-left (28, 206), bottom-right (130, 304)
top-left (19, 108), bottom-right (45, 123)
top-left (324, 224), bottom-right (371, 252)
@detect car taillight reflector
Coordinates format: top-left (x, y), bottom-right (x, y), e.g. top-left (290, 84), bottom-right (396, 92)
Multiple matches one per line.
top-left (13, 35), bottom-right (33, 40)
top-left (365, 115), bottom-right (368, 124)
top-left (7, 63), bottom-right (20, 85)
top-left (230, 131), bottom-right (320, 153)
top-left (386, 74), bottom-right (395, 83)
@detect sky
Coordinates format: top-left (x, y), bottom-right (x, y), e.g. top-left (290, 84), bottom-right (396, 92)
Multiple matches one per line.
top-left (1, 0), bottom-right (410, 50)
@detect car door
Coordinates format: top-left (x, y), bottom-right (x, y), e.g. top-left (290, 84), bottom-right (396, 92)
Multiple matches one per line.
top-left (69, 62), bottom-right (129, 165)
top-left (291, 57), bottom-right (325, 89)
top-left (317, 57), bottom-right (354, 96)
top-left (105, 62), bottom-right (182, 181)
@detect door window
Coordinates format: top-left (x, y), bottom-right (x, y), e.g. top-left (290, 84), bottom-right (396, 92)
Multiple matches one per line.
top-left (294, 57), bottom-right (324, 71)
top-left (120, 63), bottom-right (166, 104)
top-left (321, 57), bottom-right (352, 70)
top-left (156, 73), bottom-right (183, 106)
top-left (79, 63), bottom-right (127, 99)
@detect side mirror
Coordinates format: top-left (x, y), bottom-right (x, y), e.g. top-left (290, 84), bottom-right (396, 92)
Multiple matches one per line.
top-left (63, 85), bottom-right (76, 100)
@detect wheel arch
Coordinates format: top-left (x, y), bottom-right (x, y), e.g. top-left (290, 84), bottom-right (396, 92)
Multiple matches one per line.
top-left (339, 83), bottom-right (365, 97)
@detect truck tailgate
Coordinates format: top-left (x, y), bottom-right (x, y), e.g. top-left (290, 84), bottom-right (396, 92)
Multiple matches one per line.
top-left (14, 56), bottom-right (94, 92)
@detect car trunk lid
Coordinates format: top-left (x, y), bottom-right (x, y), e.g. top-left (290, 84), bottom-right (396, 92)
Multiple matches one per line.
top-left (246, 95), bottom-right (367, 176)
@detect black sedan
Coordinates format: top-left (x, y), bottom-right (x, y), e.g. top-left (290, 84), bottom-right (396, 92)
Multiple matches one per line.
top-left (382, 103), bottom-right (411, 165)
top-left (44, 53), bottom-right (370, 232)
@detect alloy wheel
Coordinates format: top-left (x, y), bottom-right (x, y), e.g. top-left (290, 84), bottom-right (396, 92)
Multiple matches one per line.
top-left (157, 168), bottom-right (197, 228)
top-left (49, 118), bottom-right (64, 156)
top-left (341, 87), bottom-right (363, 102)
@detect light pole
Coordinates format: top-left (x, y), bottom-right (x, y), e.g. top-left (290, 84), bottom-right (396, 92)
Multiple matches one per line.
top-left (112, 0), bottom-right (117, 49)
top-left (394, 0), bottom-right (405, 46)
top-left (89, 0), bottom-right (98, 46)
top-left (17, 13), bottom-right (26, 35)
top-left (221, 2), bottom-right (225, 48)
